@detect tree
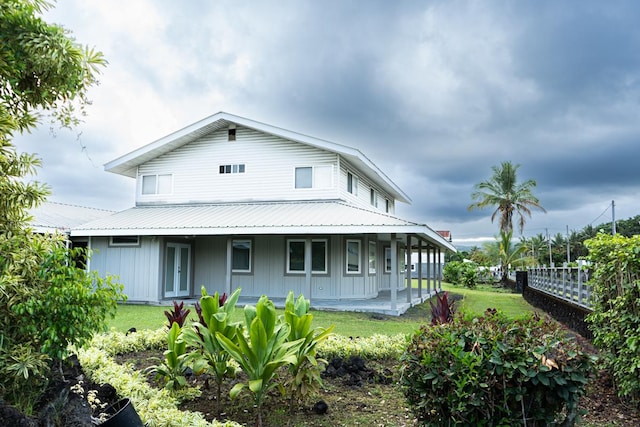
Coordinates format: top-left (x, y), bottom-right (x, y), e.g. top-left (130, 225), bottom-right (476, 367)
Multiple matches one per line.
top-left (0, 0), bottom-right (118, 414)
top-left (468, 161), bottom-right (546, 235)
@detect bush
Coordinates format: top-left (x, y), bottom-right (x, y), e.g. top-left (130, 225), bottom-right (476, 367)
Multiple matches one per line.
top-left (400, 311), bottom-right (593, 426)
top-left (443, 261), bottom-right (478, 288)
top-left (585, 233), bottom-right (640, 404)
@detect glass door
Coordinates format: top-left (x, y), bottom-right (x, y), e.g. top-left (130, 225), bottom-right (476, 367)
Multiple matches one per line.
top-left (165, 243), bottom-right (191, 298)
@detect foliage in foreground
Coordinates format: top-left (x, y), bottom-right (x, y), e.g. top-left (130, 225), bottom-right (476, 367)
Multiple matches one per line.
top-left (585, 233), bottom-right (640, 405)
top-left (401, 310), bottom-right (593, 426)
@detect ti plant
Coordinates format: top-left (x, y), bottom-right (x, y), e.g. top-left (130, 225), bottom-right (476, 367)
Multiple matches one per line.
top-left (430, 291), bottom-right (456, 325)
top-left (216, 295), bottom-right (304, 427)
top-left (150, 322), bottom-right (190, 390)
top-left (182, 287), bottom-right (242, 410)
top-left (164, 300), bottom-right (191, 328)
top-left (283, 291), bottom-right (334, 413)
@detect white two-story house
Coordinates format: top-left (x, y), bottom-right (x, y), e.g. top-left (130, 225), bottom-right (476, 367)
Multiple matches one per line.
top-left (72, 112), bottom-right (455, 314)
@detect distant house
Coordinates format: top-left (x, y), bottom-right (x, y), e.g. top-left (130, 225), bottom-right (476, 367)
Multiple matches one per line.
top-left (70, 112), bottom-right (455, 313)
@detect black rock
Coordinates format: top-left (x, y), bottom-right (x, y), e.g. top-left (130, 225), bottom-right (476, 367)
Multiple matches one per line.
top-left (312, 400), bottom-right (328, 414)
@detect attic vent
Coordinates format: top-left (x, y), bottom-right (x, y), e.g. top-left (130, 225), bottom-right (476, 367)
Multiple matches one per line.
top-left (228, 126), bottom-right (236, 141)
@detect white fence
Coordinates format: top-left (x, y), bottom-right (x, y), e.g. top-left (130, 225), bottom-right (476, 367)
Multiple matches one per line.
top-left (526, 266), bottom-right (593, 309)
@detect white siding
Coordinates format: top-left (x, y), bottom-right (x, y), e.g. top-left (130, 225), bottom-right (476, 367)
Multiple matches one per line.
top-left (339, 159), bottom-right (395, 213)
top-left (136, 127), bottom-right (340, 205)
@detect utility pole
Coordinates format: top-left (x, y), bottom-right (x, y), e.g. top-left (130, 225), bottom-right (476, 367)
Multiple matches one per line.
top-left (612, 200), bottom-right (616, 235)
top-left (566, 225), bottom-right (570, 264)
top-left (546, 228), bottom-right (552, 266)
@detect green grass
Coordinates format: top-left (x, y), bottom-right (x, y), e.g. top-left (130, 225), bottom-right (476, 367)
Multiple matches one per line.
top-left (107, 282), bottom-right (535, 337)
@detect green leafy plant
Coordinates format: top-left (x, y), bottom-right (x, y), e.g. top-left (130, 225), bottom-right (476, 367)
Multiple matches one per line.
top-left (164, 300), bottom-right (191, 328)
top-left (283, 291), bottom-right (334, 413)
top-left (401, 310), bottom-right (593, 426)
top-left (182, 287), bottom-right (242, 409)
top-left (150, 322), bottom-right (191, 391)
top-left (585, 233), bottom-right (640, 404)
top-left (0, 342), bottom-right (50, 415)
top-left (216, 295), bottom-right (304, 427)
top-left (443, 260), bottom-right (479, 288)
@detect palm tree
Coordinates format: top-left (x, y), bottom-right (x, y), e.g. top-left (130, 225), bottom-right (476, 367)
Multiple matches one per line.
top-left (468, 161), bottom-right (546, 235)
top-left (497, 230), bottom-right (526, 283)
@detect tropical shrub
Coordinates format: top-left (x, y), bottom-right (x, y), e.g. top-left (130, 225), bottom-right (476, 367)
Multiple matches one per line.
top-left (429, 291), bottom-right (456, 325)
top-left (585, 233), bottom-right (640, 404)
top-left (401, 310), bottom-right (593, 426)
top-left (150, 322), bottom-right (191, 391)
top-left (216, 295), bottom-right (303, 427)
top-left (443, 260), bottom-right (478, 288)
top-left (164, 301), bottom-right (191, 328)
top-left (283, 291), bottom-right (334, 412)
top-left (182, 287), bottom-right (242, 407)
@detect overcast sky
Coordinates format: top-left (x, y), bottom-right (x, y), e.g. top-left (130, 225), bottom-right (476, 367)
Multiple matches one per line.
top-left (15, 0), bottom-right (640, 246)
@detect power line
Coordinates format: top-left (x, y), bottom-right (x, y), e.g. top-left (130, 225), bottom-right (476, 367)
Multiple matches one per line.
top-left (588, 203), bottom-right (611, 226)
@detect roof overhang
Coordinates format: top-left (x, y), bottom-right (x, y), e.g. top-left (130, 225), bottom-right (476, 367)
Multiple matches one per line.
top-left (71, 201), bottom-right (456, 252)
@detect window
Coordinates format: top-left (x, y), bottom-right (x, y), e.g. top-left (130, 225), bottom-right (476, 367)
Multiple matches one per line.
top-left (141, 174), bottom-right (172, 195)
top-left (370, 188), bottom-right (378, 207)
top-left (219, 164), bottom-right (245, 174)
top-left (287, 239), bottom-right (327, 274)
top-left (346, 239), bottom-right (361, 274)
top-left (295, 165), bottom-right (333, 189)
top-left (110, 236), bottom-right (140, 247)
top-left (385, 199), bottom-right (390, 213)
top-left (368, 240), bottom-right (376, 274)
top-left (347, 172), bottom-right (358, 195)
top-left (228, 127), bottom-right (236, 141)
top-left (232, 239), bottom-right (252, 272)
top-left (295, 167), bottom-right (312, 188)
top-left (385, 247), bottom-right (392, 273)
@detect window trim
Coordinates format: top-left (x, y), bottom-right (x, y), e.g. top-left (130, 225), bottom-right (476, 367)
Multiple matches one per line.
top-left (110, 236), bottom-right (140, 247)
top-left (368, 240), bottom-right (376, 275)
top-left (231, 239), bottom-right (253, 274)
top-left (345, 239), bottom-right (362, 275)
top-left (347, 171), bottom-right (358, 195)
top-left (141, 174), bottom-right (173, 195)
top-left (286, 238), bottom-right (328, 274)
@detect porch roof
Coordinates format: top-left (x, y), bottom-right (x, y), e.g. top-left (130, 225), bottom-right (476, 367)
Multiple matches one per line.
top-left (71, 200), bottom-right (456, 251)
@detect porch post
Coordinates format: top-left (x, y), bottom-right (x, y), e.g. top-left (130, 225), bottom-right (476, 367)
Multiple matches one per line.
top-left (417, 239), bottom-right (423, 300)
top-left (225, 237), bottom-right (232, 295)
top-left (305, 238), bottom-right (312, 302)
top-left (437, 247), bottom-right (442, 292)
top-left (390, 233), bottom-right (397, 311)
top-left (406, 234), bottom-right (412, 303)
top-left (426, 244), bottom-right (431, 295)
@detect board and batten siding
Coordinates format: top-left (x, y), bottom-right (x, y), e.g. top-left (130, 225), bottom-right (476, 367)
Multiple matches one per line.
top-left (192, 234), bottom-right (379, 300)
top-left (136, 126), bottom-right (340, 205)
top-left (89, 236), bottom-right (161, 302)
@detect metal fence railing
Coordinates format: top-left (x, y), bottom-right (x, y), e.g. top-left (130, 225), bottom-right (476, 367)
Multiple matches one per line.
top-left (526, 265), bottom-right (593, 309)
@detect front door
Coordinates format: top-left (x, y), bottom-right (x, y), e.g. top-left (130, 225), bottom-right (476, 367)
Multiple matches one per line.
top-left (165, 243), bottom-right (191, 298)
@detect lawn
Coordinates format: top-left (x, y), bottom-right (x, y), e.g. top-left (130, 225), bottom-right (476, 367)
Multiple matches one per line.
top-left (107, 282), bottom-right (535, 336)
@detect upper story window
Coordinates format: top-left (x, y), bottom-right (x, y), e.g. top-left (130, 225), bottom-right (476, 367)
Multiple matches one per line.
top-left (370, 188), bottom-right (378, 207)
top-left (228, 126), bottom-right (236, 141)
top-left (142, 174), bottom-right (172, 195)
top-left (219, 164), bottom-right (246, 174)
top-left (385, 199), bottom-right (390, 213)
top-left (347, 172), bottom-right (358, 195)
top-left (295, 165), bottom-right (333, 189)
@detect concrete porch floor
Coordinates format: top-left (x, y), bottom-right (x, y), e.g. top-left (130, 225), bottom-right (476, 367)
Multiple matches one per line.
top-left (232, 287), bottom-right (441, 316)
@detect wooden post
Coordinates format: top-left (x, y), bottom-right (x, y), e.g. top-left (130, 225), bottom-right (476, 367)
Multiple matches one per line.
top-left (417, 239), bottom-right (423, 300)
top-left (225, 237), bottom-right (233, 295)
top-left (305, 238), bottom-right (312, 303)
top-left (406, 234), bottom-right (413, 303)
top-left (390, 233), bottom-right (397, 311)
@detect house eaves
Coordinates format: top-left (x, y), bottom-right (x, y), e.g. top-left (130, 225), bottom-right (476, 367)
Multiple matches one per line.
top-left (71, 200), bottom-right (455, 252)
top-left (104, 112), bottom-right (411, 204)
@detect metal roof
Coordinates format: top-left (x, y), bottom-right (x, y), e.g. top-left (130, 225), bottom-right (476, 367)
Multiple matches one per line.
top-left (71, 200), bottom-right (455, 251)
top-left (29, 202), bottom-right (115, 234)
top-left (104, 112), bottom-right (411, 204)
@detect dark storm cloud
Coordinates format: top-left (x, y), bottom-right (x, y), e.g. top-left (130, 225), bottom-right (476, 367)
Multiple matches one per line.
top-left (15, 0), bottom-right (640, 243)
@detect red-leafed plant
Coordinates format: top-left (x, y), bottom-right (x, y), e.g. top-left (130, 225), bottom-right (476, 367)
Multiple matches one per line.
top-left (430, 291), bottom-right (456, 325)
top-left (164, 301), bottom-right (191, 328)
